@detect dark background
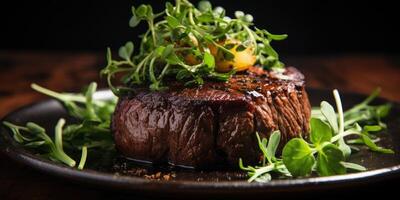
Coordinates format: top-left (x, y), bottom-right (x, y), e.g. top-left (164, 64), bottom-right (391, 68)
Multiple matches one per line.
top-left (1, 0), bottom-right (399, 56)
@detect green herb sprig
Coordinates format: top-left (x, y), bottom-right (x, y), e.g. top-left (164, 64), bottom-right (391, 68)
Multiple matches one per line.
top-left (239, 131), bottom-right (291, 182)
top-left (240, 89), bottom-right (394, 181)
top-left (3, 119), bottom-right (77, 167)
top-left (101, 0), bottom-right (287, 94)
top-left (3, 82), bottom-right (116, 169)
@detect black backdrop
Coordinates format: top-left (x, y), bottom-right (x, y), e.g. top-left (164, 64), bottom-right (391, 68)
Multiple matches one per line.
top-left (1, 0), bottom-right (399, 55)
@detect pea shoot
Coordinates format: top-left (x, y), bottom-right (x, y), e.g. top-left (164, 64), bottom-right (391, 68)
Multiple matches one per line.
top-left (240, 89), bottom-right (394, 182)
top-left (101, 0), bottom-right (287, 95)
top-left (3, 82), bottom-right (117, 170)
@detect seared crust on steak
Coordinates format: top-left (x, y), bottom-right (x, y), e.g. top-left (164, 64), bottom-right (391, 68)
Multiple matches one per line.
top-left (112, 66), bottom-right (311, 168)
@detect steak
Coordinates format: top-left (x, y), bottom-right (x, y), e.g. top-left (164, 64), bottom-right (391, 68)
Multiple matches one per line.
top-left (111, 66), bottom-right (311, 168)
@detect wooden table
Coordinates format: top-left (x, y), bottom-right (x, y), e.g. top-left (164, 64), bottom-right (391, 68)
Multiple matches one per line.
top-left (0, 51), bottom-right (399, 199)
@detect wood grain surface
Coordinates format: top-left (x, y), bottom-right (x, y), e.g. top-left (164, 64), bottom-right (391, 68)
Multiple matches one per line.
top-left (0, 51), bottom-right (399, 199)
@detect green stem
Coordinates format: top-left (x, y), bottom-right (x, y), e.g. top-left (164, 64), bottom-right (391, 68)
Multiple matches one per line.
top-left (158, 63), bottom-right (170, 80)
top-left (344, 115), bottom-right (367, 127)
top-left (331, 130), bottom-right (361, 143)
top-left (149, 57), bottom-right (157, 83)
top-left (344, 88), bottom-right (380, 118)
top-left (188, 9), bottom-right (206, 35)
top-left (31, 84), bottom-right (85, 103)
top-left (107, 68), bottom-right (134, 95)
top-left (243, 24), bottom-right (257, 50)
top-left (176, 0), bottom-right (181, 14)
top-left (248, 164), bottom-right (274, 182)
top-left (31, 84), bottom-right (108, 107)
top-left (334, 90), bottom-right (345, 134)
top-left (78, 146), bottom-right (88, 170)
top-left (148, 19), bottom-right (157, 47)
top-left (55, 119), bottom-right (65, 151)
top-left (2, 121), bottom-right (29, 132)
top-left (54, 119), bottom-right (76, 167)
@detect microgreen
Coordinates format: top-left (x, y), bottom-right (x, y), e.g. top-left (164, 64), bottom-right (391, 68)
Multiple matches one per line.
top-left (101, 0), bottom-right (287, 95)
top-left (282, 138), bottom-right (315, 177)
top-left (240, 131), bottom-right (291, 182)
top-left (3, 82), bottom-right (116, 170)
top-left (3, 119), bottom-right (76, 167)
top-left (241, 89), bottom-right (393, 182)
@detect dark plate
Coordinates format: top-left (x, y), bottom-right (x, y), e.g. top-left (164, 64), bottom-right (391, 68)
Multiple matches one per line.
top-left (1, 88), bottom-right (400, 196)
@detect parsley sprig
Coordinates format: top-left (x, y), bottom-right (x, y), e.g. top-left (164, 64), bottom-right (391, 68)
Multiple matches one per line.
top-left (101, 0), bottom-right (287, 94)
top-left (240, 89), bottom-right (394, 181)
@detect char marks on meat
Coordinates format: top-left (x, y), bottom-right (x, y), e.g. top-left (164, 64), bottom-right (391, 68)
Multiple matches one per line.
top-left (112, 66), bottom-right (311, 168)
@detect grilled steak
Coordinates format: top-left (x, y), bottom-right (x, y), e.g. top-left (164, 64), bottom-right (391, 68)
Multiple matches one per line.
top-left (111, 66), bottom-right (311, 168)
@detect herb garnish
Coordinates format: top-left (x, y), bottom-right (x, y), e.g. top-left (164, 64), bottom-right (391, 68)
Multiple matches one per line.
top-left (101, 0), bottom-right (287, 94)
top-left (3, 82), bottom-right (116, 169)
top-left (240, 89), bottom-right (394, 182)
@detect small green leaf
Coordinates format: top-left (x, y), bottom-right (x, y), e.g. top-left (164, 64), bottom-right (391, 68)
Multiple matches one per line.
top-left (26, 122), bottom-right (46, 134)
top-left (338, 139), bottom-right (352, 158)
top-left (255, 132), bottom-right (268, 159)
top-left (310, 118), bottom-right (333, 145)
top-left (155, 46), bottom-right (166, 57)
top-left (361, 133), bottom-right (394, 154)
top-left (129, 6), bottom-right (141, 27)
top-left (162, 44), bottom-right (174, 59)
top-left (25, 141), bottom-right (46, 148)
top-left (376, 104), bottom-right (391, 118)
top-left (203, 52), bottom-right (215, 68)
top-left (198, 1), bottom-right (212, 12)
top-left (197, 13), bottom-right (214, 23)
top-left (234, 11), bottom-right (245, 18)
top-left (282, 138), bottom-right (315, 177)
top-left (166, 16), bottom-right (180, 28)
top-left (165, 2), bottom-right (174, 14)
top-left (244, 14), bottom-right (253, 22)
top-left (135, 5), bottom-right (148, 18)
top-left (363, 125), bottom-right (382, 133)
top-left (129, 15), bottom-right (141, 27)
top-left (340, 161), bottom-right (367, 171)
top-left (263, 42), bottom-right (279, 58)
top-left (213, 6), bottom-right (225, 16)
top-left (266, 131), bottom-right (281, 162)
top-left (118, 42), bottom-right (134, 60)
top-left (208, 71), bottom-right (232, 81)
top-left (263, 29), bottom-right (288, 41)
top-left (316, 144), bottom-right (346, 176)
top-left (166, 52), bottom-right (181, 65)
top-left (320, 101), bottom-right (339, 133)
top-left (267, 33), bottom-right (288, 41)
